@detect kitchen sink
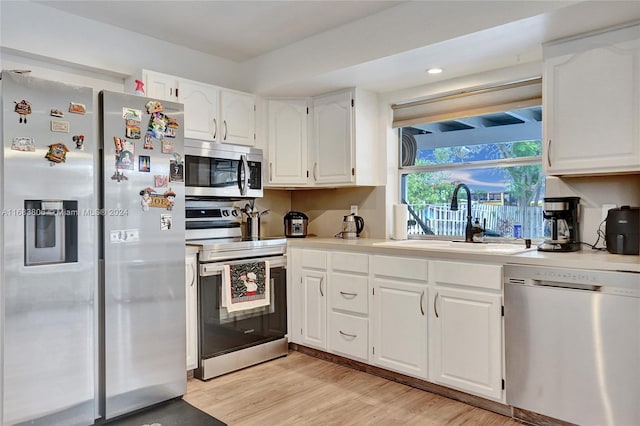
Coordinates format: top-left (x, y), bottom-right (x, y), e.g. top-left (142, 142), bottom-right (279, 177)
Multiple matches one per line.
top-left (373, 239), bottom-right (534, 255)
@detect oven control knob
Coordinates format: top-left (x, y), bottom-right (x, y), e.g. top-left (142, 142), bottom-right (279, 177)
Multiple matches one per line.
top-left (222, 210), bottom-right (230, 217)
top-left (231, 209), bottom-right (239, 217)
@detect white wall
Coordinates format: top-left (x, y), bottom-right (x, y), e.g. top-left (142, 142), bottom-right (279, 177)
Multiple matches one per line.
top-left (0, 1), bottom-right (244, 91)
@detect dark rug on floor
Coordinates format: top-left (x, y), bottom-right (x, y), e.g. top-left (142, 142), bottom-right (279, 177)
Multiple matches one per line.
top-left (105, 398), bottom-right (226, 426)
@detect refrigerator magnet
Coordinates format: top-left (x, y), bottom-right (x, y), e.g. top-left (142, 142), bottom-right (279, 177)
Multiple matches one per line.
top-left (14, 100), bottom-right (32, 123)
top-left (164, 188), bottom-right (176, 211)
top-left (160, 214), bottom-right (172, 230)
top-left (138, 155), bottom-right (151, 172)
top-left (111, 170), bottom-right (128, 182)
top-left (69, 102), bottom-right (86, 114)
top-left (73, 135), bottom-right (85, 150)
top-left (154, 175), bottom-right (169, 188)
top-left (161, 139), bottom-right (174, 154)
top-left (148, 112), bottom-right (167, 140)
top-left (51, 120), bottom-right (70, 133)
top-left (169, 160), bottom-right (183, 183)
top-left (50, 109), bottom-right (64, 117)
top-left (143, 133), bottom-right (154, 150)
top-left (11, 137), bottom-right (35, 152)
top-left (125, 119), bottom-right (141, 139)
top-left (45, 143), bottom-right (69, 163)
top-left (139, 187), bottom-right (154, 211)
top-left (145, 100), bottom-right (163, 114)
top-left (122, 107), bottom-right (142, 121)
top-left (116, 150), bottom-right (134, 170)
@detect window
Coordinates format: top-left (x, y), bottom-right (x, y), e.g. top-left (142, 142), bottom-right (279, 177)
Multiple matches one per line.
top-left (396, 88), bottom-right (545, 239)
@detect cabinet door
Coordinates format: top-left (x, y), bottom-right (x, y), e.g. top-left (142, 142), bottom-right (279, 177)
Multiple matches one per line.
top-left (311, 90), bottom-right (354, 185)
top-left (544, 37), bottom-right (640, 175)
top-left (299, 271), bottom-right (327, 350)
top-left (430, 287), bottom-right (503, 400)
top-left (267, 99), bottom-right (308, 185)
top-left (220, 90), bottom-right (255, 146)
top-left (372, 278), bottom-right (428, 379)
top-left (185, 252), bottom-right (198, 371)
top-left (178, 80), bottom-right (219, 142)
top-left (144, 71), bottom-right (178, 102)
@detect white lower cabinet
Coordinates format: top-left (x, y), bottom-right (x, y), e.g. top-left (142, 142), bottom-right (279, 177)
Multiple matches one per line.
top-left (327, 252), bottom-right (370, 362)
top-left (429, 261), bottom-right (504, 401)
top-left (299, 271), bottom-right (327, 349)
top-left (291, 249), bottom-right (328, 350)
top-left (371, 255), bottom-right (429, 379)
top-left (185, 249), bottom-right (198, 371)
top-left (289, 247), bottom-right (505, 402)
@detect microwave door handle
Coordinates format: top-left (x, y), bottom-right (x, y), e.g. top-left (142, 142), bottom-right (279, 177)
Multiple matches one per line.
top-left (238, 154), bottom-right (249, 196)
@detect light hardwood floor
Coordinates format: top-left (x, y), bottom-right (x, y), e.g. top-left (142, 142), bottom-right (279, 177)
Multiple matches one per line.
top-left (184, 351), bottom-right (521, 426)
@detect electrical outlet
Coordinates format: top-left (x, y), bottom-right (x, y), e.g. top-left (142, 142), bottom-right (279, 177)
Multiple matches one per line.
top-left (602, 204), bottom-right (616, 221)
top-left (350, 205), bottom-right (358, 216)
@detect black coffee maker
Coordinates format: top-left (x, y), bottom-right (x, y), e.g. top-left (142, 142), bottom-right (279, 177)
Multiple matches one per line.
top-left (538, 196), bottom-right (581, 252)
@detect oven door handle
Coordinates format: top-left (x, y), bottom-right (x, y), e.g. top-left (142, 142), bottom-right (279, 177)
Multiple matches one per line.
top-left (200, 256), bottom-right (287, 276)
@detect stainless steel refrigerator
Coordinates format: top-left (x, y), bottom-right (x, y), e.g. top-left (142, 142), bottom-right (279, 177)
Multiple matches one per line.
top-left (0, 71), bottom-right (186, 425)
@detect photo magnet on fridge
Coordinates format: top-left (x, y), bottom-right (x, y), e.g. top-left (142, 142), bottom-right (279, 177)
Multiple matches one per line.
top-left (73, 135), bottom-right (85, 150)
top-left (139, 155), bottom-right (150, 172)
top-left (11, 137), bottom-right (35, 152)
top-left (161, 214), bottom-right (172, 230)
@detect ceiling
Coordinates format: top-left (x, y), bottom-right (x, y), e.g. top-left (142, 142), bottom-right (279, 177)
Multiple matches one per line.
top-left (28, 1), bottom-right (640, 96)
top-left (36, 0), bottom-right (404, 62)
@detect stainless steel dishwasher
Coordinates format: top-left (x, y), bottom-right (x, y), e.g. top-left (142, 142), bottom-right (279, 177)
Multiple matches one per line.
top-left (504, 264), bottom-right (640, 426)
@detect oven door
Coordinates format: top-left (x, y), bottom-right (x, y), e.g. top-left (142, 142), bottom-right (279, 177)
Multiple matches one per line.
top-left (184, 144), bottom-right (263, 199)
top-left (198, 256), bottom-right (286, 359)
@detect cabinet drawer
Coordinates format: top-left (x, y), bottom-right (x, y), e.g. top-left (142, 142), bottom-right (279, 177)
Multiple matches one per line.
top-left (301, 249), bottom-right (327, 269)
top-left (329, 312), bottom-right (368, 361)
top-left (431, 261), bottom-right (502, 290)
top-left (330, 273), bottom-right (368, 315)
top-left (330, 252), bottom-right (369, 274)
top-left (372, 255), bottom-right (428, 281)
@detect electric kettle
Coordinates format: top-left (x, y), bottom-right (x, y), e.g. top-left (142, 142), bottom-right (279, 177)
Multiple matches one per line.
top-left (340, 214), bottom-right (364, 239)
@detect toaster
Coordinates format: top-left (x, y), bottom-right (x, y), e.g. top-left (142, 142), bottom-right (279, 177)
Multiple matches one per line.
top-left (605, 206), bottom-right (639, 255)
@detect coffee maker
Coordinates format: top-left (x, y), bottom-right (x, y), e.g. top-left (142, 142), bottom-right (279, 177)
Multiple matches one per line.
top-left (538, 196), bottom-right (581, 252)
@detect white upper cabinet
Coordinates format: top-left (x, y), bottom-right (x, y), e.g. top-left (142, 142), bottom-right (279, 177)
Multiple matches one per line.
top-left (220, 89), bottom-right (256, 146)
top-left (266, 99), bottom-right (309, 185)
top-left (131, 70), bottom-right (256, 146)
top-left (312, 90), bottom-right (354, 185)
top-left (543, 24), bottom-right (640, 175)
top-left (143, 71), bottom-right (179, 102)
top-left (178, 79), bottom-right (219, 142)
top-left (265, 87), bottom-right (379, 188)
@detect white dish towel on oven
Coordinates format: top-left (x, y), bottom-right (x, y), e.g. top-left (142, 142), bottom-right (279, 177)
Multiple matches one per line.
top-left (222, 260), bottom-right (270, 313)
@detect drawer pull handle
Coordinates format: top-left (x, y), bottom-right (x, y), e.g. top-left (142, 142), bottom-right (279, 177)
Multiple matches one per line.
top-left (319, 277), bottom-right (324, 297)
top-left (340, 291), bottom-right (357, 298)
top-left (434, 292), bottom-right (439, 318)
top-left (420, 290), bottom-right (425, 316)
top-left (339, 330), bottom-right (357, 339)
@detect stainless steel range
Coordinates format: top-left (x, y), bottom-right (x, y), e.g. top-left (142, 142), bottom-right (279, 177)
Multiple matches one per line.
top-left (186, 199), bottom-right (288, 380)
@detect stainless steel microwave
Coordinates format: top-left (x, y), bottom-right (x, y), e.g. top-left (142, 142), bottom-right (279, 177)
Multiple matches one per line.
top-left (184, 140), bottom-right (263, 199)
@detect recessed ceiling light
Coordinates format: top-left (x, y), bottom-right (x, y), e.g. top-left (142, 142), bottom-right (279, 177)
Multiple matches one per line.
top-left (427, 68), bottom-right (443, 74)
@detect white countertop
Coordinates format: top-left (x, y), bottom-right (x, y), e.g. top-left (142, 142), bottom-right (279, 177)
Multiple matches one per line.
top-left (287, 237), bottom-right (640, 273)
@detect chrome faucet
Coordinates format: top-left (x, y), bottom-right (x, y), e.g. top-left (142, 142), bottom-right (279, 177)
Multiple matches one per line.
top-left (450, 183), bottom-right (474, 242)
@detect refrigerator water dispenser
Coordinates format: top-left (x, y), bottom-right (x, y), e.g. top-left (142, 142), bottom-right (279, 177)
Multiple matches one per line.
top-left (24, 200), bottom-right (78, 265)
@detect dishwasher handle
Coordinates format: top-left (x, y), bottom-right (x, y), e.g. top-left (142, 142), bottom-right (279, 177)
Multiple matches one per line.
top-left (533, 280), bottom-right (602, 292)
